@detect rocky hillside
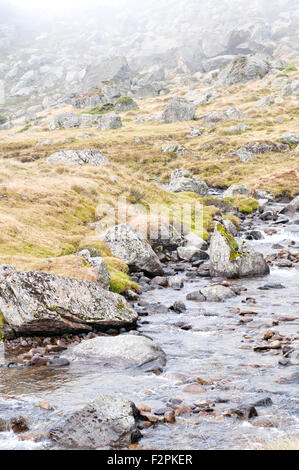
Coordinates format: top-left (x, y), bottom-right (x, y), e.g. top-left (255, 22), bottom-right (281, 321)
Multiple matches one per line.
top-left (0, 0), bottom-right (298, 451)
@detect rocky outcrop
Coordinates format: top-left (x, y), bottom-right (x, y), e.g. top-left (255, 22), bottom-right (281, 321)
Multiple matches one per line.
top-left (63, 334), bottom-right (166, 371)
top-left (161, 97), bottom-right (195, 123)
top-left (209, 224), bottom-right (270, 278)
top-left (49, 395), bottom-right (139, 449)
top-left (47, 150), bottom-right (109, 166)
top-left (0, 269), bottom-right (138, 338)
top-left (104, 225), bottom-right (164, 276)
top-left (168, 169), bottom-right (208, 195)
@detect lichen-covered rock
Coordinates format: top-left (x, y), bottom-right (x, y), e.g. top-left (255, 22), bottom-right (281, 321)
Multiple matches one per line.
top-left (218, 54), bottom-right (272, 86)
top-left (209, 224), bottom-right (270, 278)
top-left (104, 224), bottom-right (163, 276)
top-left (75, 250), bottom-right (110, 289)
top-left (169, 169), bottom-right (208, 195)
top-left (47, 150), bottom-right (109, 166)
top-left (49, 395), bottom-right (139, 449)
top-left (161, 97), bottom-right (195, 123)
top-left (63, 334), bottom-right (166, 371)
top-left (0, 270), bottom-right (138, 338)
top-left (223, 184), bottom-right (250, 198)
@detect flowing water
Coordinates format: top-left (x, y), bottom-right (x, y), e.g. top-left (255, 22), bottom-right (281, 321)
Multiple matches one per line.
top-left (0, 203), bottom-right (298, 450)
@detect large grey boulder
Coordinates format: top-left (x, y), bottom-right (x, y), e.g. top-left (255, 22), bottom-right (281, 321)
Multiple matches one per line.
top-left (83, 56), bottom-right (132, 92)
top-left (161, 97), bottom-right (195, 123)
top-left (209, 224), bottom-right (270, 278)
top-left (218, 54), bottom-right (271, 86)
top-left (49, 395), bottom-right (139, 449)
top-left (104, 225), bottom-right (163, 276)
top-left (169, 169), bottom-right (208, 195)
top-left (47, 150), bottom-right (109, 166)
top-left (98, 112), bottom-right (122, 130)
top-left (49, 113), bottom-right (80, 130)
top-left (0, 270), bottom-right (137, 338)
top-left (63, 334), bottom-right (166, 371)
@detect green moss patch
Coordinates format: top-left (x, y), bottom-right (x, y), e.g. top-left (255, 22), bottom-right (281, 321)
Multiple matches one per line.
top-left (217, 223), bottom-right (242, 260)
top-left (84, 103), bottom-right (115, 115)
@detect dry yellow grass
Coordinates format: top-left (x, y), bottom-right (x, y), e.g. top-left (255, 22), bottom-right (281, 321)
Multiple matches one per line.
top-left (0, 63), bottom-right (298, 285)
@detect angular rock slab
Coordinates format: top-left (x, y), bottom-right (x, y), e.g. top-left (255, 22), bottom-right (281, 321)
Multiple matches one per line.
top-left (209, 225), bottom-right (270, 278)
top-left (63, 334), bottom-right (167, 372)
top-left (49, 395), bottom-right (139, 449)
top-left (0, 270), bottom-right (138, 338)
top-left (104, 224), bottom-right (163, 276)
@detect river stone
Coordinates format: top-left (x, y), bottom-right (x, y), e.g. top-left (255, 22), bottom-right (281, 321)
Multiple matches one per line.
top-left (200, 285), bottom-right (236, 302)
top-left (161, 97), bottom-right (195, 123)
top-left (0, 270), bottom-right (137, 338)
top-left (209, 225), bottom-right (270, 278)
top-left (104, 224), bottom-right (163, 276)
top-left (63, 334), bottom-right (166, 371)
top-left (186, 285), bottom-right (236, 302)
top-left (223, 184), bottom-right (250, 198)
top-left (47, 150), bottom-right (109, 166)
top-left (49, 395), bottom-right (139, 449)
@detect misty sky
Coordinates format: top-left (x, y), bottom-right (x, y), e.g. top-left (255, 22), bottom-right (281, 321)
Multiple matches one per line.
top-left (10, 0), bottom-right (124, 10)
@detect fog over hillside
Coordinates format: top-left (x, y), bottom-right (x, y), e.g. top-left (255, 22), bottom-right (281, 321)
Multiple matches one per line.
top-left (0, 0), bottom-right (298, 117)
